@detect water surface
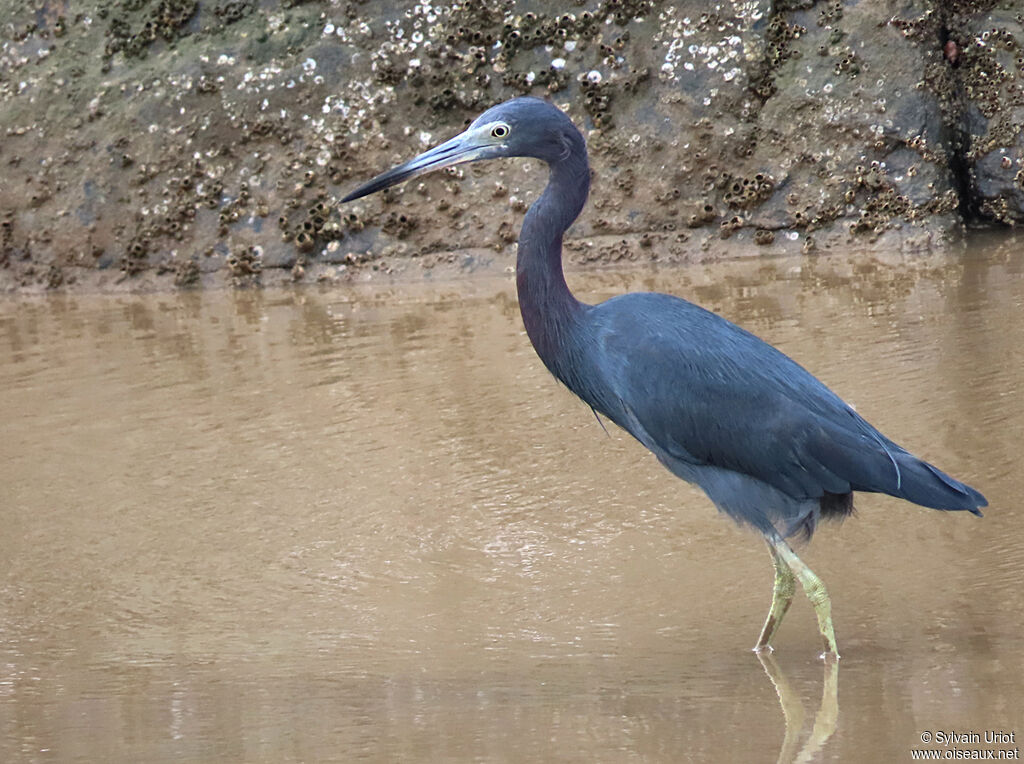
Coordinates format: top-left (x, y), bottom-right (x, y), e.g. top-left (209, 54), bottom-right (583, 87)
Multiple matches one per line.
top-left (2, 238), bottom-right (1022, 762)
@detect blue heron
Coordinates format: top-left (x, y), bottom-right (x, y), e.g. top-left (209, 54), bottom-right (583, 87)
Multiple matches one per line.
top-left (343, 97), bottom-right (986, 657)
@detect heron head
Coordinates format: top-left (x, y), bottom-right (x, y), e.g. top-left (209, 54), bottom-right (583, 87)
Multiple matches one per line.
top-left (342, 97), bottom-right (582, 202)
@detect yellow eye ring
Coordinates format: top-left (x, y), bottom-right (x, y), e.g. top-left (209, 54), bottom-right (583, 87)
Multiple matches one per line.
top-left (491, 124), bottom-right (510, 139)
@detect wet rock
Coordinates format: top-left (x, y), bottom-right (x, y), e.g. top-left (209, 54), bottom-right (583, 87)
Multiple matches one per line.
top-left (948, 5), bottom-right (1024, 223)
top-left (757, 1), bottom-right (963, 244)
top-left (0, 0), bottom-right (1018, 292)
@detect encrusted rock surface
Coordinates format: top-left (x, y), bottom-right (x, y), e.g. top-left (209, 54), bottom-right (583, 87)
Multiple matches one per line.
top-left (947, 3), bottom-right (1024, 224)
top-left (0, 0), bottom-right (1020, 292)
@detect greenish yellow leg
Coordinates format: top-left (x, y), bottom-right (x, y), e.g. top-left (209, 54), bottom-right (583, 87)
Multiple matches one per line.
top-left (755, 542), bottom-right (797, 652)
top-left (772, 538), bottom-right (841, 659)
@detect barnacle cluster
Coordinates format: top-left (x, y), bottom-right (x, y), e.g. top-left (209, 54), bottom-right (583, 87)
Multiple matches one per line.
top-left (832, 50), bottom-right (860, 77)
top-left (0, 213), bottom-right (13, 266)
top-left (372, 1), bottom-right (657, 123)
top-left (817, 1), bottom-right (843, 27)
top-left (579, 75), bottom-right (615, 127)
top-left (213, 0), bottom-right (253, 26)
top-left (841, 162), bottom-right (919, 236)
top-left (285, 199), bottom-right (345, 254)
top-left (382, 211), bottom-right (417, 239)
top-left (958, 28), bottom-right (1019, 120)
top-left (173, 258), bottom-right (200, 288)
top-left (719, 215), bottom-right (744, 239)
top-left (225, 246), bottom-right (262, 285)
top-left (849, 188), bottom-right (913, 236)
top-left (723, 173), bottom-right (775, 209)
top-left (946, 9), bottom-right (1024, 223)
top-left (217, 182), bottom-right (254, 236)
top-left (748, 15), bottom-right (806, 100)
top-left (889, 13), bottom-right (933, 41)
top-left (121, 235), bottom-right (150, 275)
top-left (102, 0), bottom-right (198, 60)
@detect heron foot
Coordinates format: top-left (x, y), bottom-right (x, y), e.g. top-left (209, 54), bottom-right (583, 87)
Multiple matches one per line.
top-left (765, 536), bottom-right (841, 658)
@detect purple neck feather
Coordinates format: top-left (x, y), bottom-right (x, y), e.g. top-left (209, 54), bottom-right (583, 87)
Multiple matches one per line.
top-left (515, 148), bottom-right (590, 367)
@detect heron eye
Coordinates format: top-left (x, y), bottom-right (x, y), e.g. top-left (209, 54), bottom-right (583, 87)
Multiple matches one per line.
top-left (491, 124), bottom-right (510, 139)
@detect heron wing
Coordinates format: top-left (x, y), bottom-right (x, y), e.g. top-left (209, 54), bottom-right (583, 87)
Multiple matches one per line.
top-left (586, 293), bottom-right (983, 510)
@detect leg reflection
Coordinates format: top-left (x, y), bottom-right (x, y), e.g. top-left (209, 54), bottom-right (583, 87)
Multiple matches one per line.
top-left (757, 651), bottom-right (839, 764)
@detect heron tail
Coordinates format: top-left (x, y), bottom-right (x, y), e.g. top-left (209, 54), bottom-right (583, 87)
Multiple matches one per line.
top-left (888, 452), bottom-right (987, 515)
top-left (810, 424), bottom-right (987, 515)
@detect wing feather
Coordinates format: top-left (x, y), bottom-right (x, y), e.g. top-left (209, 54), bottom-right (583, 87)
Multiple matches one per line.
top-left (582, 293), bottom-right (984, 512)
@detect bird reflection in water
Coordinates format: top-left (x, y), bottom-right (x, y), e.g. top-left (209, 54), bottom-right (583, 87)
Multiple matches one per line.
top-left (759, 653), bottom-right (840, 763)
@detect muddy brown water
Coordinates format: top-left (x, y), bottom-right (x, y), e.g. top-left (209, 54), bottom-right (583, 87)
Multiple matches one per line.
top-left (2, 239), bottom-right (1022, 762)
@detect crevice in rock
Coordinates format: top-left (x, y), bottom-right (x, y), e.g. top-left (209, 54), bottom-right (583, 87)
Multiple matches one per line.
top-left (935, 13), bottom-right (977, 224)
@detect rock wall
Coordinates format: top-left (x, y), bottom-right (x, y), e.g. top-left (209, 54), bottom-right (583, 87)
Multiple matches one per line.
top-left (0, 0), bottom-right (1021, 291)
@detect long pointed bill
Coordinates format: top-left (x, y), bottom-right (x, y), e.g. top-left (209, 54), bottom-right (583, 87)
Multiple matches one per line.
top-left (342, 126), bottom-right (503, 202)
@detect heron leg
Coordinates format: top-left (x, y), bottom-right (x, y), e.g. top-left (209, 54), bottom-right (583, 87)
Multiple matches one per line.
top-left (772, 537), bottom-right (840, 659)
top-left (754, 541), bottom-right (797, 652)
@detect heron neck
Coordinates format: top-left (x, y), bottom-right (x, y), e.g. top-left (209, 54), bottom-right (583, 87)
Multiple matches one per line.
top-left (516, 150), bottom-right (590, 363)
